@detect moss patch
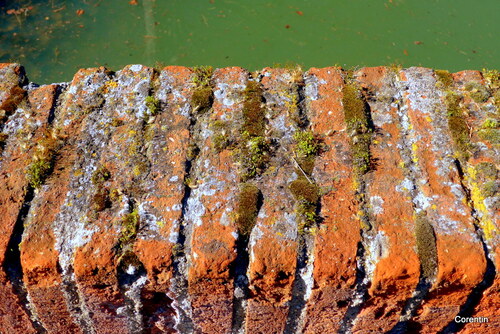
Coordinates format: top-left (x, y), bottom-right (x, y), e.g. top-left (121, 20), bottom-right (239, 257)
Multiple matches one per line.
top-left (478, 128), bottom-right (500, 144)
top-left (434, 70), bottom-right (454, 89)
top-left (191, 66), bottom-right (214, 113)
top-left (145, 95), bottom-right (161, 116)
top-left (443, 91), bottom-right (474, 162)
top-left (27, 159), bottom-right (53, 189)
top-left (342, 82), bottom-right (372, 176)
top-left (240, 134), bottom-right (269, 181)
top-left (235, 183), bottom-right (261, 236)
top-left (415, 213), bottom-right (437, 280)
top-left (294, 130), bottom-right (320, 157)
top-left (465, 82), bottom-right (491, 103)
top-left (118, 210), bottom-right (140, 247)
top-left (237, 79), bottom-right (270, 181)
top-left (289, 177), bottom-right (320, 231)
top-left (242, 80), bottom-right (265, 137)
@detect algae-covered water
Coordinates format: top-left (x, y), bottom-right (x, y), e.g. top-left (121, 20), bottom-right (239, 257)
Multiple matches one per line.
top-left (0, 0), bottom-right (498, 84)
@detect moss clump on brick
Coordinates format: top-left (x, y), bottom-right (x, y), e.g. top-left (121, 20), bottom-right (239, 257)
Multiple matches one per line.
top-left (242, 80), bottom-right (265, 137)
top-left (294, 130), bottom-right (320, 157)
top-left (342, 82), bottom-right (372, 176)
top-left (434, 69), bottom-right (454, 89)
top-left (235, 183), bottom-right (261, 236)
top-left (482, 118), bottom-right (499, 129)
top-left (289, 177), bottom-right (320, 231)
top-left (465, 82), bottom-right (491, 103)
top-left (211, 120), bottom-right (234, 152)
top-left (478, 129), bottom-right (500, 144)
top-left (191, 66), bottom-right (214, 113)
top-left (240, 134), bottom-right (270, 181)
top-left (118, 210), bottom-right (140, 246)
top-left (415, 213), bottom-right (437, 281)
top-left (27, 159), bottom-right (53, 189)
top-left (26, 129), bottom-right (61, 189)
top-left (145, 95), bottom-right (161, 116)
top-left (443, 91), bottom-right (474, 162)
top-left (91, 166), bottom-right (111, 185)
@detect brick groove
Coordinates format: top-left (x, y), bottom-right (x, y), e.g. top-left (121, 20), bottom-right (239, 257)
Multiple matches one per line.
top-left (0, 64), bottom-right (498, 334)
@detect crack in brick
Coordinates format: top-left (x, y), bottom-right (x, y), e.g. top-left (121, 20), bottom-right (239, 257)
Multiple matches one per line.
top-left (3, 187), bottom-right (47, 333)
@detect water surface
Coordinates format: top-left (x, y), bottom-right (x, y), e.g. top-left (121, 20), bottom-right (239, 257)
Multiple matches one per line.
top-left (1, 0), bottom-right (498, 83)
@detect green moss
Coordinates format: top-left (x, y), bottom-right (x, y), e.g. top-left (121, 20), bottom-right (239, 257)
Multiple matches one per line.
top-left (187, 143), bottom-right (200, 161)
top-left (111, 118), bottom-right (124, 127)
top-left (211, 120), bottom-right (233, 152)
top-left (145, 95), bottom-right (161, 116)
top-left (494, 90), bottom-right (500, 110)
top-left (118, 210), bottom-right (140, 246)
top-left (478, 128), bottom-right (500, 144)
top-left (444, 91), bottom-right (462, 116)
top-left (443, 91), bottom-right (474, 162)
top-left (192, 66), bottom-right (213, 87)
top-left (482, 181), bottom-right (499, 198)
top-left (342, 82), bottom-right (372, 176)
top-left (482, 69), bottom-right (500, 89)
top-left (240, 134), bottom-right (269, 181)
top-left (475, 162), bottom-right (498, 180)
top-left (191, 66), bottom-right (214, 113)
top-left (242, 80), bottom-right (265, 137)
top-left (235, 183), bottom-right (261, 236)
top-left (91, 166), bottom-right (111, 185)
top-left (415, 213), bottom-right (437, 281)
top-left (465, 82), bottom-right (491, 103)
top-left (434, 69), bottom-right (454, 88)
top-left (482, 118), bottom-right (499, 129)
top-left (27, 159), bottom-right (53, 189)
top-left (191, 86), bottom-right (213, 113)
top-left (296, 156), bottom-right (315, 175)
top-left (294, 130), bottom-right (320, 157)
top-left (289, 177), bottom-right (320, 231)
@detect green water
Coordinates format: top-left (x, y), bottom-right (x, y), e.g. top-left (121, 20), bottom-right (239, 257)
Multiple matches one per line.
top-left (1, 0), bottom-right (498, 84)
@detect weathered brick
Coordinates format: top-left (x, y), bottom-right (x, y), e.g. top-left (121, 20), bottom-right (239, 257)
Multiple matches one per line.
top-left (186, 67), bottom-right (248, 334)
top-left (133, 66), bottom-right (194, 333)
top-left (450, 71), bottom-right (500, 333)
top-left (245, 67), bottom-right (302, 333)
top-left (350, 67), bottom-right (420, 332)
top-left (0, 74), bottom-right (48, 334)
top-left (302, 67), bottom-right (360, 333)
top-left (20, 68), bottom-right (112, 334)
top-left (399, 67), bottom-right (486, 332)
top-left (71, 65), bottom-right (155, 333)
top-left (0, 63), bottom-right (26, 128)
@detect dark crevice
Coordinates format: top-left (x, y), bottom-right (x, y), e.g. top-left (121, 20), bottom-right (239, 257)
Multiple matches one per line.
top-left (48, 83), bottom-right (67, 125)
top-left (230, 191), bottom-right (263, 334)
top-left (117, 251), bottom-right (147, 334)
top-left (3, 186), bottom-right (47, 333)
top-left (170, 147), bottom-right (196, 334)
top-left (283, 233), bottom-right (310, 334)
top-left (388, 75), bottom-right (438, 333)
top-left (338, 75), bottom-right (376, 334)
top-left (61, 264), bottom-right (95, 334)
top-left (170, 73), bottom-right (213, 333)
top-left (437, 159), bottom-right (496, 334)
top-left (284, 76), bottom-right (317, 334)
top-left (338, 241), bottom-right (369, 334)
